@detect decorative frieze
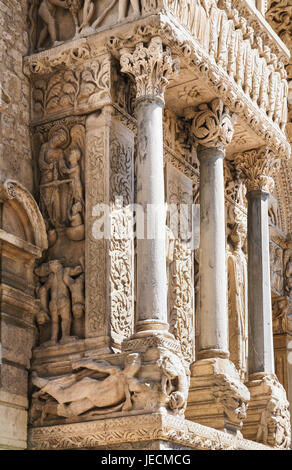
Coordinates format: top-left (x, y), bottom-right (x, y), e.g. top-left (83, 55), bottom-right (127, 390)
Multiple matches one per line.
top-left (85, 109), bottom-right (134, 346)
top-left (28, 410), bottom-right (271, 450)
top-left (31, 54), bottom-right (112, 122)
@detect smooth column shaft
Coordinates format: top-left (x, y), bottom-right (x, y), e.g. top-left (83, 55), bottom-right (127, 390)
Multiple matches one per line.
top-left (247, 190), bottom-right (275, 375)
top-left (135, 98), bottom-right (167, 328)
top-left (198, 147), bottom-right (229, 357)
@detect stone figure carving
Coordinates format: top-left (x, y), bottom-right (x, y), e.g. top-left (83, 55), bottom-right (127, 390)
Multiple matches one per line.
top-left (257, 397), bottom-right (291, 449)
top-left (118, 0), bottom-right (140, 21)
top-left (38, 124), bottom-right (85, 242)
top-left (30, 354), bottom-right (148, 423)
top-left (158, 352), bottom-right (190, 414)
top-left (214, 374), bottom-right (250, 435)
top-left (35, 260), bottom-right (84, 345)
top-left (37, 0), bottom-right (69, 49)
top-left (226, 205), bottom-right (248, 380)
top-left (272, 297), bottom-right (290, 335)
top-left (39, 127), bottom-right (69, 185)
top-left (284, 252), bottom-right (292, 297)
top-left (270, 244), bottom-right (283, 294)
top-left (64, 258), bottom-right (85, 337)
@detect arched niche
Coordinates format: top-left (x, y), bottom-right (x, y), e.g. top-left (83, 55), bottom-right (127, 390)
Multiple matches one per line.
top-left (0, 179), bottom-right (48, 251)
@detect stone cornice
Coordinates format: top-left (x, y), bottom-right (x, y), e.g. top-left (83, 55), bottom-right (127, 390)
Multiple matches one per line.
top-left (28, 412), bottom-right (271, 450)
top-left (24, 13), bottom-right (290, 157)
top-left (232, 0), bottom-right (290, 62)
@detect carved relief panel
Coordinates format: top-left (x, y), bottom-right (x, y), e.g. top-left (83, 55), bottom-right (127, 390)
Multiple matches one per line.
top-left (166, 163), bottom-right (195, 365)
top-left (225, 158), bottom-right (248, 381)
top-left (85, 109), bottom-right (134, 347)
top-left (28, 0), bottom-right (142, 53)
top-left (270, 241), bottom-right (284, 296)
top-left (33, 117), bottom-right (86, 346)
top-left (31, 53), bottom-right (112, 123)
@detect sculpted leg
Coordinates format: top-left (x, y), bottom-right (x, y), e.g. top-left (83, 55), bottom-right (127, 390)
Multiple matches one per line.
top-left (38, 2), bottom-right (57, 44)
top-left (118, 0), bottom-right (128, 20)
top-left (57, 398), bottom-right (94, 418)
top-left (37, 26), bottom-right (48, 49)
top-left (60, 302), bottom-right (74, 344)
top-left (130, 0), bottom-right (140, 14)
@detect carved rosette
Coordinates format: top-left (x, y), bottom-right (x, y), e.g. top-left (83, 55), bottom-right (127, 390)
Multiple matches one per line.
top-left (120, 36), bottom-right (180, 102)
top-left (234, 146), bottom-right (280, 194)
top-left (189, 99), bottom-right (235, 150)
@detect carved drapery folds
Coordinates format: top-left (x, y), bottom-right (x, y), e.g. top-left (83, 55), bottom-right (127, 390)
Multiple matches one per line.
top-left (120, 36), bottom-right (180, 102)
top-left (36, 120), bottom-right (85, 244)
top-left (226, 203), bottom-right (248, 381)
top-left (234, 146), bottom-right (280, 194)
top-left (187, 98), bottom-right (235, 150)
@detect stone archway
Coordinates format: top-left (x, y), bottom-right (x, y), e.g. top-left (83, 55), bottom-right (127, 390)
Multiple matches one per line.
top-left (0, 179), bottom-right (47, 450)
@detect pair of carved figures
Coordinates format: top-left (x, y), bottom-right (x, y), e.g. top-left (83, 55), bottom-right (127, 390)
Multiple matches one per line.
top-left (30, 352), bottom-right (189, 424)
top-left (36, 258), bottom-right (85, 345)
top-left (37, 0), bottom-right (140, 49)
top-left (39, 125), bottom-right (84, 243)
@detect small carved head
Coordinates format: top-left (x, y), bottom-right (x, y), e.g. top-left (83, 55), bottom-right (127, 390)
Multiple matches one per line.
top-left (49, 260), bottom-right (63, 273)
top-left (49, 128), bottom-right (69, 149)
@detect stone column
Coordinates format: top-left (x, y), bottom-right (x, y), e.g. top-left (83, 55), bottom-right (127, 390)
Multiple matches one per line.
top-left (120, 37), bottom-right (180, 337)
top-left (235, 147), bottom-right (291, 448)
top-left (186, 99), bottom-right (250, 436)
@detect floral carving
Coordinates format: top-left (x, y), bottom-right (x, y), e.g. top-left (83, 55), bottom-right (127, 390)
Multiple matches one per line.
top-left (188, 99), bottom-right (235, 149)
top-left (120, 36), bottom-right (180, 101)
top-left (109, 138), bottom-right (134, 345)
top-left (32, 56), bottom-right (111, 121)
top-left (234, 146), bottom-right (281, 193)
top-left (85, 127), bottom-right (107, 337)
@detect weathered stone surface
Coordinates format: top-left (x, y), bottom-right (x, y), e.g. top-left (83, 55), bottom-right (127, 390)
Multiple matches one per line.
top-left (0, 0), bottom-right (292, 452)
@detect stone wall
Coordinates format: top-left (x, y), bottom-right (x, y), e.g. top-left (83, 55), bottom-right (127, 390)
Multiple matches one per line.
top-left (0, 0), bottom-right (32, 191)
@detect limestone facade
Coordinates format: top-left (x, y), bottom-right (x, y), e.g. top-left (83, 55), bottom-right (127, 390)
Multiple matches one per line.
top-left (0, 0), bottom-right (292, 450)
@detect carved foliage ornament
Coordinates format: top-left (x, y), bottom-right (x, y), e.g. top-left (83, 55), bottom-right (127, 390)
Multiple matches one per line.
top-left (120, 36), bottom-right (180, 101)
top-left (189, 99), bottom-right (235, 150)
top-left (234, 146), bottom-right (280, 193)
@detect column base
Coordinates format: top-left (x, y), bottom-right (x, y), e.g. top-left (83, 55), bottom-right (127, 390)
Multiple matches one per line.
top-left (243, 373), bottom-right (291, 449)
top-left (132, 320), bottom-right (174, 340)
top-left (186, 358), bottom-right (250, 437)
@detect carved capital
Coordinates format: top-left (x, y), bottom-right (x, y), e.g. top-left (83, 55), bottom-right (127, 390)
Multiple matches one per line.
top-left (234, 146), bottom-right (280, 193)
top-left (247, 374), bottom-right (291, 449)
top-left (120, 36), bottom-right (180, 102)
top-left (188, 99), bottom-right (235, 150)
